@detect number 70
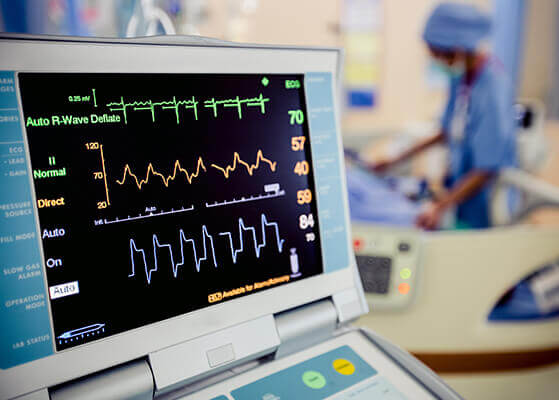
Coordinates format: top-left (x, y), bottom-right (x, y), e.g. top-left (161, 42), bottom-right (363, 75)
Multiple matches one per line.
top-left (288, 110), bottom-right (305, 125)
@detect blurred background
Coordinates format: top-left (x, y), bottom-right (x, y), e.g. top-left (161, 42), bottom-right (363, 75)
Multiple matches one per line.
top-left (3, 0), bottom-right (558, 225)
top-left (2, 1), bottom-right (559, 398)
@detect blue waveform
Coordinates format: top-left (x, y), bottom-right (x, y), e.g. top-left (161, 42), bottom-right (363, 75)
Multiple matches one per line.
top-left (129, 225), bottom-right (217, 284)
top-left (128, 214), bottom-right (285, 284)
top-left (220, 214), bottom-right (284, 263)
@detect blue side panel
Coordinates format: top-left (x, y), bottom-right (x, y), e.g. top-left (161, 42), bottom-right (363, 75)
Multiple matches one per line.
top-left (231, 346), bottom-right (377, 400)
top-left (305, 72), bottom-right (351, 273)
top-left (492, 0), bottom-right (526, 97)
top-left (0, 71), bottom-right (54, 369)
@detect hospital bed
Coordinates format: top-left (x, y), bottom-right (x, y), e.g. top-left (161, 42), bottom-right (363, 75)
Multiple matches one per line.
top-left (345, 110), bottom-right (559, 398)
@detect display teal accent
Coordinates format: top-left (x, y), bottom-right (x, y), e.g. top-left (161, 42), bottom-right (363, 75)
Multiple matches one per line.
top-left (0, 71), bottom-right (54, 369)
top-left (230, 345), bottom-right (377, 400)
top-left (210, 396), bottom-right (229, 400)
top-left (305, 72), bottom-right (351, 273)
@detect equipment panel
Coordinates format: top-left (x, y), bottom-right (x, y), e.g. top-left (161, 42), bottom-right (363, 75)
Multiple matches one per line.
top-left (179, 331), bottom-right (438, 400)
top-left (352, 224), bottom-right (421, 309)
top-left (0, 40), bottom-right (356, 400)
top-left (1, 65), bottom-right (352, 375)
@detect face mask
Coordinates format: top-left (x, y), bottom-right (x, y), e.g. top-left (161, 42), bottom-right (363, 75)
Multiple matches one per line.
top-left (447, 60), bottom-right (465, 78)
top-left (433, 58), bottom-right (465, 79)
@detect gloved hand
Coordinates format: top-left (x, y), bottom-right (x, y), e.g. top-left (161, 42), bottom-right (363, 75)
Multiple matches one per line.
top-left (416, 201), bottom-right (444, 230)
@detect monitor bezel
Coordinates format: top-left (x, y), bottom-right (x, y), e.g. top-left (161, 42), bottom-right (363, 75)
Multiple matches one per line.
top-left (0, 36), bottom-right (357, 399)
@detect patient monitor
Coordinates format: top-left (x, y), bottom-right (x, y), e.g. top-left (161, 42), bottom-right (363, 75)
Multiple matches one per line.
top-left (0, 35), bottom-right (460, 400)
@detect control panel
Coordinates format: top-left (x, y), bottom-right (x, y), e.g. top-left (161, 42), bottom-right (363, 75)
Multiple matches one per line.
top-left (351, 224), bottom-right (421, 309)
top-left (179, 331), bottom-right (436, 399)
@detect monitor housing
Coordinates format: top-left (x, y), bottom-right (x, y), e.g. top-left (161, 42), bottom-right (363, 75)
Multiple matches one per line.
top-left (0, 35), bottom-right (365, 399)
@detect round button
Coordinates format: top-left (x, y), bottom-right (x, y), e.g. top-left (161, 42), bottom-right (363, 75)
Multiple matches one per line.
top-left (398, 242), bottom-right (411, 252)
top-left (398, 282), bottom-right (411, 295)
top-left (333, 359), bottom-right (355, 375)
top-left (353, 238), bottom-right (363, 251)
top-left (400, 268), bottom-right (412, 279)
top-left (302, 370), bottom-right (326, 389)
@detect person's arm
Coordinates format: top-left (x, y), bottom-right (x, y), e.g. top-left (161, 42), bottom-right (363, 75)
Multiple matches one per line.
top-left (373, 131), bottom-right (445, 172)
top-left (416, 169), bottom-right (493, 229)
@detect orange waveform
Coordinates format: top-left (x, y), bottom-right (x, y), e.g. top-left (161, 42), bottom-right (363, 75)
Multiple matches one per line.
top-left (211, 150), bottom-right (277, 178)
top-left (117, 157), bottom-right (207, 189)
top-left (116, 150), bottom-right (276, 189)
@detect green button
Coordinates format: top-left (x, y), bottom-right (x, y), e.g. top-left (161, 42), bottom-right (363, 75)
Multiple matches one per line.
top-left (400, 268), bottom-right (412, 279)
top-left (302, 370), bottom-right (326, 389)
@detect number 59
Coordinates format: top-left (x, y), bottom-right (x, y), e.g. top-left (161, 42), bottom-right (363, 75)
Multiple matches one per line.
top-left (297, 189), bottom-right (312, 205)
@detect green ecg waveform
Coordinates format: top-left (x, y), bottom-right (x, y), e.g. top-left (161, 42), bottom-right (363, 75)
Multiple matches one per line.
top-left (106, 94), bottom-right (269, 124)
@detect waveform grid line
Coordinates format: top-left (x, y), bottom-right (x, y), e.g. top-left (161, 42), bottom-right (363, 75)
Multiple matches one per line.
top-left (101, 205), bottom-right (195, 226)
top-left (205, 188), bottom-right (285, 208)
top-left (115, 150), bottom-right (276, 190)
top-left (116, 157), bottom-right (207, 190)
top-left (210, 150), bottom-right (277, 178)
top-left (128, 214), bottom-right (284, 285)
top-left (99, 144), bottom-right (111, 205)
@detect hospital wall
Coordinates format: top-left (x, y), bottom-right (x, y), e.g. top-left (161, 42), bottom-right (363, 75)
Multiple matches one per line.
top-left (342, 0), bottom-right (491, 135)
top-left (5, 0), bottom-right (556, 135)
top-left (520, 0), bottom-right (559, 225)
top-left (197, 0), bottom-right (559, 136)
top-left (194, 0), bottom-right (339, 47)
top-left (519, 0), bottom-right (557, 103)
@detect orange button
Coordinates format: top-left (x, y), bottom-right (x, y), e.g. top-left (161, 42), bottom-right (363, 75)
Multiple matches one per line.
top-left (398, 283), bottom-right (410, 295)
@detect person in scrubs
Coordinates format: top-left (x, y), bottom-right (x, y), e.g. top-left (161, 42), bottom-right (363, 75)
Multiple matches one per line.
top-left (374, 2), bottom-right (517, 229)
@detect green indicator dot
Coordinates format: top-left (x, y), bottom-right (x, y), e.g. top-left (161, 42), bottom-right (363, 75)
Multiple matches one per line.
top-left (261, 77), bottom-right (269, 87)
top-left (400, 268), bottom-right (412, 279)
top-left (302, 370), bottom-right (326, 389)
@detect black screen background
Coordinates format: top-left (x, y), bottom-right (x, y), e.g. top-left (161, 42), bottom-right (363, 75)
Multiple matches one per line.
top-left (18, 73), bottom-right (323, 351)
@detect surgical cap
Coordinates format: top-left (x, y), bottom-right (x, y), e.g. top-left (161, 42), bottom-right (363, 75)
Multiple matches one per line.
top-left (423, 2), bottom-right (492, 51)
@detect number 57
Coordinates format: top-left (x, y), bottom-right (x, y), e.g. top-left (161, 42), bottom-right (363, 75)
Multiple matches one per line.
top-left (291, 136), bottom-right (306, 151)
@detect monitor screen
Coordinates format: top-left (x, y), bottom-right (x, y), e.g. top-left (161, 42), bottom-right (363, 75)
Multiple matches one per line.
top-left (17, 73), bottom-right (323, 351)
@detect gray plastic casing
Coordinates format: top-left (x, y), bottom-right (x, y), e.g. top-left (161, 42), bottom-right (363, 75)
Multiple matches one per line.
top-left (0, 34), bottom-right (367, 400)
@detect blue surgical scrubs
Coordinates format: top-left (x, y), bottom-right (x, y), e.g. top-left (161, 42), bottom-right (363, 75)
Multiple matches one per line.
top-left (441, 60), bottom-right (517, 229)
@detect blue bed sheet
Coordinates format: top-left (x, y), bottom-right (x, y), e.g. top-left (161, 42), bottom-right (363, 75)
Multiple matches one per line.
top-left (346, 165), bottom-right (421, 227)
